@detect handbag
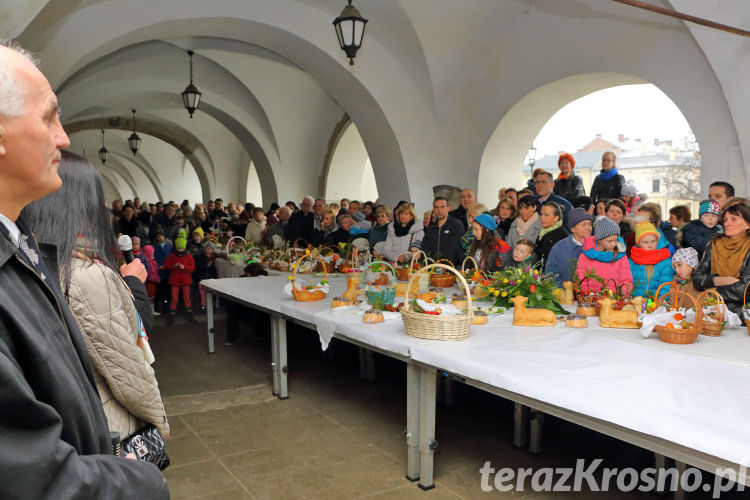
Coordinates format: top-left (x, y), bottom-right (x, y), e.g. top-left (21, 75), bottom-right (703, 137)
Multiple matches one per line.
top-left (120, 424), bottom-right (170, 470)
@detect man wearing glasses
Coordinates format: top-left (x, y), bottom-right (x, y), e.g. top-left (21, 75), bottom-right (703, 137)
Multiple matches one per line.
top-left (534, 171), bottom-right (572, 225)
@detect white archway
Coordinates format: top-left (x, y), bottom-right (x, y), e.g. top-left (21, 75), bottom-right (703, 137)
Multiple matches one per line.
top-left (245, 161), bottom-right (263, 208)
top-left (325, 123), bottom-right (378, 203)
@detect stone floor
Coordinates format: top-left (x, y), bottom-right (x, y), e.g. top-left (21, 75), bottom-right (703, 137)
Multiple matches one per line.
top-left (149, 307), bottom-right (748, 500)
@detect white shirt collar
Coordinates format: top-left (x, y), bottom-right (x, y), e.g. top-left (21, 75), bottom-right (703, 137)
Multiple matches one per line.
top-left (0, 213), bottom-right (20, 245)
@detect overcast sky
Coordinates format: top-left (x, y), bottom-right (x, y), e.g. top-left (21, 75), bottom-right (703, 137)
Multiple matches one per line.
top-left (531, 84), bottom-right (695, 159)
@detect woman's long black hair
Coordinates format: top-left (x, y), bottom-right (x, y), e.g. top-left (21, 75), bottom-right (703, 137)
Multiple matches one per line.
top-left (20, 150), bottom-right (119, 292)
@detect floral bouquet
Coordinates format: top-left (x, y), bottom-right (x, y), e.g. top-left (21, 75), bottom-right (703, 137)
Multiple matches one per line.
top-left (478, 261), bottom-right (568, 314)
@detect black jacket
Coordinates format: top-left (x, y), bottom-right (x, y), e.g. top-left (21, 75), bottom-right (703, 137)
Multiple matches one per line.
top-left (0, 226), bottom-right (168, 499)
top-left (535, 225), bottom-right (570, 266)
top-left (553, 175), bottom-right (585, 202)
top-left (680, 220), bottom-right (722, 259)
top-left (285, 211), bottom-right (314, 245)
top-left (421, 216), bottom-right (465, 265)
top-left (448, 206), bottom-right (469, 230)
top-left (692, 238), bottom-right (750, 320)
top-left (590, 172), bottom-right (625, 202)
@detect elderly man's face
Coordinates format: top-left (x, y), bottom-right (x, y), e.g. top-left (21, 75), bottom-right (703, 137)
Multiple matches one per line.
top-left (278, 208), bottom-right (291, 222)
top-left (0, 48), bottom-right (70, 211)
top-left (300, 198), bottom-right (312, 214)
top-left (460, 189), bottom-right (476, 210)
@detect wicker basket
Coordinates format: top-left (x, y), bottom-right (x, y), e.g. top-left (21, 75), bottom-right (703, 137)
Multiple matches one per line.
top-left (402, 263), bottom-right (473, 340)
top-left (653, 289), bottom-right (700, 344)
top-left (316, 247), bottom-right (337, 274)
top-left (226, 236), bottom-right (248, 264)
top-left (363, 261), bottom-right (397, 306)
top-left (291, 254), bottom-right (328, 302)
top-left (696, 289), bottom-right (725, 337)
top-left (430, 259), bottom-right (457, 288)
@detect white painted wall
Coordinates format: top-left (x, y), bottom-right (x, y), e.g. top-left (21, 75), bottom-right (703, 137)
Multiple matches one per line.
top-left (325, 123), bottom-right (378, 203)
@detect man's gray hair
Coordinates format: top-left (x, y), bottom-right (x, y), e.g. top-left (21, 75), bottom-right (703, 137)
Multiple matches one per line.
top-left (0, 39), bottom-right (39, 117)
top-left (302, 195), bottom-right (315, 204)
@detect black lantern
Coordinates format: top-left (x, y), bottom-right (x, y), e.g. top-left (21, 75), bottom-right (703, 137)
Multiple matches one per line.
top-left (98, 129), bottom-right (109, 164)
top-left (333, 0), bottom-right (368, 65)
top-left (181, 50), bottom-right (202, 118)
top-left (128, 109), bottom-right (141, 155)
top-left (528, 144), bottom-right (537, 168)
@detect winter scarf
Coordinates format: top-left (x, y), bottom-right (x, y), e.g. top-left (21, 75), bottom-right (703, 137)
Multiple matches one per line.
top-left (394, 219), bottom-right (415, 237)
top-left (538, 219), bottom-right (563, 239)
top-left (630, 246), bottom-right (671, 265)
top-left (711, 234), bottom-right (750, 278)
top-left (598, 167), bottom-right (619, 182)
top-left (515, 212), bottom-right (540, 239)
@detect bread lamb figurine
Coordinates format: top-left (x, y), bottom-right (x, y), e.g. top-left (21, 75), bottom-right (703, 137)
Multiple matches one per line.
top-left (598, 297), bottom-right (640, 328)
top-left (511, 295), bottom-right (556, 326)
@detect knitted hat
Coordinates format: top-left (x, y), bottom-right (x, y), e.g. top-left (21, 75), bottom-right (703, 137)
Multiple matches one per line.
top-left (634, 221), bottom-right (658, 244)
top-left (175, 237), bottom-right (187, 250)
top-left (474, 213), bottom-right (497, 231)
top-left (567, 207), bottom-right (593, 230)
top-left (699, 199), bottom-right (721, 217)
top-left (192, 227), bottom-right (204, 239)
top-left (621, 182), bottom-right (638, 198)
top-left (672, 247), bottom-right (699, 270)
top-left (594, 217), bottom-right (620, 241)
top-left (177, 228), bottom-right (187, 240)
top-left (558, 153), bottom-right (575, 169)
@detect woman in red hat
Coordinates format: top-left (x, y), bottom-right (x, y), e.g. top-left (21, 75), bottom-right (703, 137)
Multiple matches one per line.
top-left (553, 152), bottom-right (585, 202)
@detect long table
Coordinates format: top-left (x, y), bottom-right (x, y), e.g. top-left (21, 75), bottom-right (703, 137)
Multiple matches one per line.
top-left (201, 274), bottom-right (750, 493)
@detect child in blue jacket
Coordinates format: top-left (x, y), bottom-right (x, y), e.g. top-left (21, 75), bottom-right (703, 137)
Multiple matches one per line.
top-left (629, 221), bottom-right (674, 297)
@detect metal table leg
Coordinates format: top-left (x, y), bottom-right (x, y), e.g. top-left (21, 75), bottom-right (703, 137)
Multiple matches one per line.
top-left (270, 314), bottom-right (280, 396)
top-left (206, 292), bottom-right (215, 354)
top-left (418, 366), bottom-right (438, 491)
top-left (529, 409), bottom-right (545, 455)
top-left (513, 403), bottom-right (529, 448)
top-left (277, 316), bottom-right (288, 399)
top-left (406, 363), bottom-right (421, 482)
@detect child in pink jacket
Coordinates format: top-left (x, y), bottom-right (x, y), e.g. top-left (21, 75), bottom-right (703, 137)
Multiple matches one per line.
top-left (576, 217), bottom-right (633, 295)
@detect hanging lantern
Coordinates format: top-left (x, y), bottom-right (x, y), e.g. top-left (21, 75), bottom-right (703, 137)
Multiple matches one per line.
top-left (98, 129), bottom-right (109, 164)
top-left (333, 0), bottom-right (368, 65)
top-left (181, 50), bottom-right (202, 118)
top-left (128, 109), bottom-right (141, 155)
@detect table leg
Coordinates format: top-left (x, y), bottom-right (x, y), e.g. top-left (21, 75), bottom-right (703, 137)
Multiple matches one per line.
top-left (365, 348), bottom-right (376, 382)
top-left (206, 292), bottom-right (215, 354)
top-left (406, 363), bottom-right (421, 482)
top-left (270, 314), bottom-right (280, 396)
top-left (418, 366), bottom-right (437, 491)
top-left (358, 346), bottom-right (367, 380)
top-left (513, 403), bottom-right (529, 448)
top-left (529, 409), bottom-right (545, 455)
top-left (277, 316), bottom-right (289, 399)
top-left (673, 461), bottom-right (686, 500)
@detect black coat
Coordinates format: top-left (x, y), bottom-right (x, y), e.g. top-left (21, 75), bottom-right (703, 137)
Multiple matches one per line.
top-left (421, 216), bottom-right (465, 265)
top-left (448, 206), bottom-right (469, 230)
top-left (692, 238), bottom-right (750, 320)
top-left (285, 211), bottom-right (314, 245)
top-left (535, 225), bottom-right (570, 266)
top-left (590, 172), bottom-right (625, 202)
top-left (680, 220), bottom-right (722, 259)
top-left (553, 175), bottom-right (585, 202)
top-left (0, 226), bottom-right (168, 499)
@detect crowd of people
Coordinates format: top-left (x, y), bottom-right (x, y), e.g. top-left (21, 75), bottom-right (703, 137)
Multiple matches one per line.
top-left (111, 149), bottom-right (750, 321)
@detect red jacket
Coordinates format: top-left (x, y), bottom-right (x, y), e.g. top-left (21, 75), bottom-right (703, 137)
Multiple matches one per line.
top-left (164, 251), bottom-right (195, 286)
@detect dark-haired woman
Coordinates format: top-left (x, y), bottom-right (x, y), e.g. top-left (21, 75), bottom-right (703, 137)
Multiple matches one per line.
top-left (492, 197), bottom-right (516, 236)
top-left (693, 199), bottom-right (750, 320)
top-left (507, 195), bottom-right (541, 249)
top-left (535, 201), bottom-right (569, 265)
top-left (21, 151), bottom-right (169, 443)
top-left (468, 214), bottom-right (507, 272)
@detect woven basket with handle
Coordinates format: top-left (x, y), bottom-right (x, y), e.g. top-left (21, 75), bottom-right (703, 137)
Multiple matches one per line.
top-left (363, 261), bottom-right (397, 306)
top-left (402, 263), bottom-right (473, 341)
top-left (430, 258), bottom-right (457, 288)
top-left (696, 289), bottom-right (725, 336)
top-left (291, 254), bottom-right (328, 302)
top-left (652, 285), bottom-right (700, 344)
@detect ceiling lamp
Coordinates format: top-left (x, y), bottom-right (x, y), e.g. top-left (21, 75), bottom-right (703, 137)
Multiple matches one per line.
top-left (98, 129), bottom-right (109, 164)
top-left (181, 50), bottom-right (202, 118)
top-left (128, 109), bottom-right (141, 155)
top-left (333, 0), bottom-right (368, 65)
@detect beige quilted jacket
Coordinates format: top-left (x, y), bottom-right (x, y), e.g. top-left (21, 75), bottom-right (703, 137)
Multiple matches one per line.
top-left (65, 257), bottom-right (169, 439)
